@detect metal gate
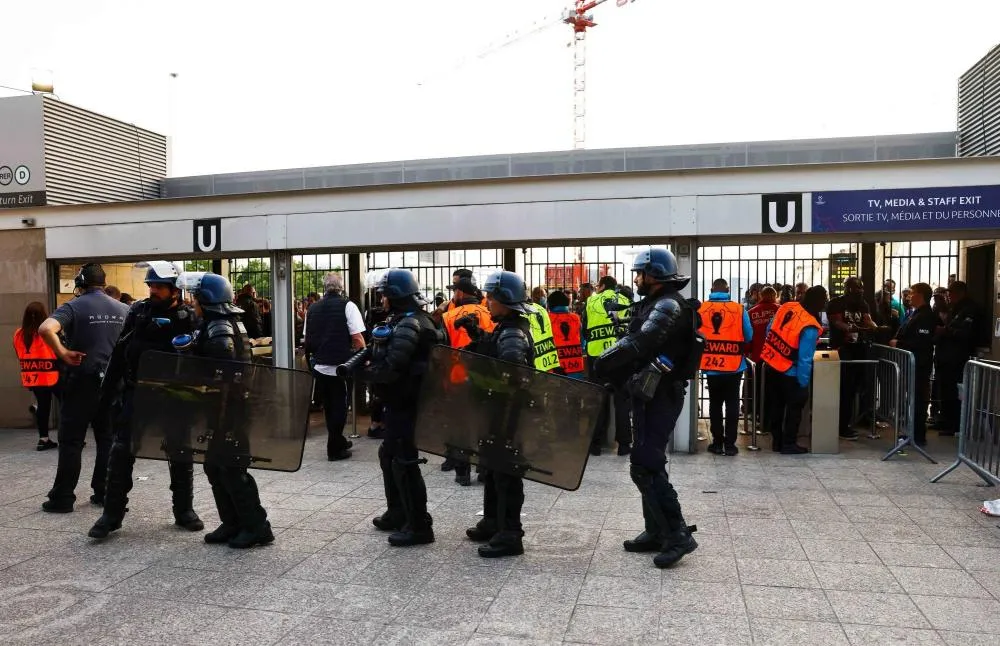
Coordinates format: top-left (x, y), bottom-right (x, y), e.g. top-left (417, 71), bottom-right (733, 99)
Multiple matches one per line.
top-left (518, 245), bottom-right (669, 295)
top-left (293, 253), bottom-right (351, 300)
top-left (877, 240), bottom-right (958, 292)
top-left (695, 242), bottom-right (860, 421)
top-left (364, 248), bottom-right (505, 307)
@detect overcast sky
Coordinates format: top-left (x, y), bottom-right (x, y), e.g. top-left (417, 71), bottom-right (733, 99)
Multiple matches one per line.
top-left (2, 0), bottom-right (998, 177)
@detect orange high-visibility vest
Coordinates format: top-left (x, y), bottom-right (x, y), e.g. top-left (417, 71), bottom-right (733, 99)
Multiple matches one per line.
top-left (548, 311), bottom-right (585, 375)
top-left (442, 303), bottom-right (495, 349)
top-left (442, 303), bottom-right (496, 384)
top-left (13, 329), bottom-right (59, 388)
top-left (697, 301), bottom-right (746, 372)
top-left (447, 297), bottom-right (487, 312)
top-left (760, 301), bottom-right (821, 374)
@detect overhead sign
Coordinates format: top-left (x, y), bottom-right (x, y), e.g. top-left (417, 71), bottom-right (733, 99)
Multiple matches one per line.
top-left (0, 95), bottom-right (47, 209)
top-left (193, 219), bottom-right (222, 252)
top-left (812, 185), bottom-right (1000, 233)
top-left (761, 194), bottom-right (803, 234)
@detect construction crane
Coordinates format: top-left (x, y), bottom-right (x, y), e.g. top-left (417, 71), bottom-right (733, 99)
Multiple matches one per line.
top-left (564, 0), bottom-right (637, 149)
top-left (416, 1), bottom-right (637, 150)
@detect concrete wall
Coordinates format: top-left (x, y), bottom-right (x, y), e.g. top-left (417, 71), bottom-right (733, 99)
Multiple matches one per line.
top-left (0, 228), bottom-right (49, 428)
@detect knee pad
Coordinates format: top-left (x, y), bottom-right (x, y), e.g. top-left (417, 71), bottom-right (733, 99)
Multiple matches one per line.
top-left (629, 463), bottom-right (655, 490)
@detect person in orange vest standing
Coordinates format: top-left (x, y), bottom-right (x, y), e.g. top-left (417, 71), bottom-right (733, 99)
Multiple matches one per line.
top-left (747, 286), bottom-right (780, 430)
top-left (13, 302), bottom-right (60, 451)
top-left (441, 273), bottom-right (495, 485)
top-left (546, 290), bottom-right (585, 379)
top-left (759, 286), bottom-right (828, 454)
top-left (699, 279), bottom-right (752, 456)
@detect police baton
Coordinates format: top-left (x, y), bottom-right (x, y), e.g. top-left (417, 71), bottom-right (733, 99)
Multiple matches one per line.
top-left (335, 347), bottom-right (371, 378)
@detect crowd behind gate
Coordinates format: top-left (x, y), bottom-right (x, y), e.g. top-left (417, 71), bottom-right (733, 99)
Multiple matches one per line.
top-left (9, 253), bottom-right (987, 570)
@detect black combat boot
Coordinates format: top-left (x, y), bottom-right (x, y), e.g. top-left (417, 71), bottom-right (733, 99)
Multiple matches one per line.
top-left (387, 459), bottom-right (434, 547)
top-left (455, 461), bottom-right (472, 487)
top-left (465, 518), bottom-right (497, 542)
top-left (88, 514), bottom-right (123, 540)
top-left (203, 468), bottom-right (241, 544)
top-left (373, 443), bottom-right (405, 532)
top-left (623, 497), bottom-right (665, 553)
top-left (653, 525), bottom-right (699, 568)
top-left (169, 461), bottom-right (204, 531)
top-left (226, 470), bottom-right (274, 549)
top-left (478, 531), bottom-right (524, 558)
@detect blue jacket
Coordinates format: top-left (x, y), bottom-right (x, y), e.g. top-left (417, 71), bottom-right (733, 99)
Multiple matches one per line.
top-left (765, 319), bottom-right (820, 388)
top-left (703, 292), bottom-right (753, 376)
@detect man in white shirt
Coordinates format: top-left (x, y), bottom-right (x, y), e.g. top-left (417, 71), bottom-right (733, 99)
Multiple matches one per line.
top-left (305, 273), bottom-right (366, 461)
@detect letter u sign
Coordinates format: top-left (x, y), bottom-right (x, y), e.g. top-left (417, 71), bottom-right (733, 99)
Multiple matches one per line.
top-left (761, 194), bottom-right (803, 234)
top-left (193, 218), bottom-right (222, 252)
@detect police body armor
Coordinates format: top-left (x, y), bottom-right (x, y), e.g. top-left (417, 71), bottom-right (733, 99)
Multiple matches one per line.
top-left (124, 300), bottom-right (196, 386)
top-left (368, 310), bottom-right (444, 407)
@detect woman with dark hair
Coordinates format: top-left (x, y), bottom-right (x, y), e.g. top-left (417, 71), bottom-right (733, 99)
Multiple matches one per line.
top-left (13, 302), bottom-right (60, 450)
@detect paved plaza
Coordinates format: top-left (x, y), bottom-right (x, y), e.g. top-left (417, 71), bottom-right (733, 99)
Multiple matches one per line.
top-left (0, 418), bottom-right (999, 645)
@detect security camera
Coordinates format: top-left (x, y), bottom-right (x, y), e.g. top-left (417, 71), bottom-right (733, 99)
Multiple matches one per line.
top-left (21, 218), bottom-right (36, 227)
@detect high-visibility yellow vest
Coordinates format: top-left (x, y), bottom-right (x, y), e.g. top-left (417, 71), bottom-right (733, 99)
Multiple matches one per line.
top-left (585, 291), bottom-right (631, 357)
top-left (524, 306), bottom-right (560, 372)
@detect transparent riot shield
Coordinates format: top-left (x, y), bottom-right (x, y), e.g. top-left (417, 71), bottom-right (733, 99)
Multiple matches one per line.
top-left (131, 351), bottom-right (313, 472)
top-left (414, 346), bottom-right (607, 491)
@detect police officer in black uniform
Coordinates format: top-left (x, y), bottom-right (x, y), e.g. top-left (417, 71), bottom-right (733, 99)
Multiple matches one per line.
top-left (181, 273), bottom-right (273, 548)
top-left (89, 262), bottom-right (204, 540)
top-left (458, 270), bottom-right (534, 559)
top-left (892, 283), bottom-right (940, 448)
top-left (594, 248), bottom-right (701, 569)
top-left (361, 269), bottom-right (443, 547)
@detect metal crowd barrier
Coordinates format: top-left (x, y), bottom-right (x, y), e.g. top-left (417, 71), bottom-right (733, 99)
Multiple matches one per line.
top-left (869, 344), bottom-right (935, 463)
top-left (931, 360), bottom-right (1000, 486)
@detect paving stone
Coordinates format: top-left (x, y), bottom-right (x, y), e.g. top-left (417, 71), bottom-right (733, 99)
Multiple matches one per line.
top-left (826, 590), bottom-right (931, 628)
top-left (478, 597), bottom-right (575, 640)
top-left (810, 562), bottom-right (903, 593)
top-left (889, 565), bottom-right (993, 598)
top-left (799, 539), bottom-right (881, 564)
top-left (749, 617), bottom-right (849, 646)
top-left (910, 595), bottom-right (1000, 633)
top-left (742, 585), bottom-right (836, 621)
top-left (840, 624), bottom-right (945, 645)
top-left (564, 605), bottom-right (660, 644)
top-left (737, 557), bottom-right (820, 588)
top-left (577, 573), bottom-right (660, 608)
top-left (658, 611), bottom-right (752, 645)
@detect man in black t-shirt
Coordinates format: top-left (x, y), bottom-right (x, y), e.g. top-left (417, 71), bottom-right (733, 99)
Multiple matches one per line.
top-left (827, 277), bottom-right (880, 440)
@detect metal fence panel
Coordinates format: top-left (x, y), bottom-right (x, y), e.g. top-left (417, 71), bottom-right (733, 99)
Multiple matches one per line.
top-left (932, 360), bottom-right (1000, 485)
top-left (869, 344), bottom-right (935, 463)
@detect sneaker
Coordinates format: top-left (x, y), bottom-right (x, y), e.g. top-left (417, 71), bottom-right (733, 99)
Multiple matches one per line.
top-left (839, 430), bottom-right (859, 441)
top-left (706, 443), bottom-right (724, 455)
top-left (723, 444), bottom-right (739, 456)
top-left (367, 426), bottom-right (385, 439)
top-left (616, 443), bottom-right (631, 456)
top-left (42, 500), bottom-right (73, 513)
top-left (328, 450), bottom-right (352, 461)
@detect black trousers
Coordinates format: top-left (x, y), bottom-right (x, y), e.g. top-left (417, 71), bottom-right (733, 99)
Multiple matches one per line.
top-left (630, 380), bottom-right (686, 472)
top-left (103, 389), bottom-right (196, 520)
top-left (47, 373), bottom-right (111, 506)
top-left (706, 372), bottom-right (742, 446)
top-left (914, 375), bottom-right (931, 445)
top-left (482, 469), bottom-right (524, 534)
top-left (588, 358), bottom-right (632, 448)
top-left (765, 371), bottom-right (808, 450)
top-left (30, 385), bottom-right (60, 437)
top-left (380, 406), bottom-right (430, 531)
top-left (205, 463), bottom-right (267, 530)
top-left (936, 361), bottom-right (965, 432)
top-left (838, 362), bottom-right (868, 433)
top-left (315, 373), bottom-right (350, 455)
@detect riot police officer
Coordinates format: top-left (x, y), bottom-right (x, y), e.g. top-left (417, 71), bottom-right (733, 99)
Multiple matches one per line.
top-left (458, 270), bottom-right (535, 559)
top-left (361, 269), bottom-right (443, 547)
top-left (181, 272), bottom-right (273, 548)
top-left (594, 248), bottom-right (701, 569)
top-left (89, 262), bottom-right (204, 540)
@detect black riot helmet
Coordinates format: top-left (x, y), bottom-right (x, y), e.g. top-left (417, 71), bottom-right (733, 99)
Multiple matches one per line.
top-left (177, 272), bottom-right (243, 316)
top-left (631, 247), bottom-right (689, 289)
top-left (376, 268), bottom-right (426, 308)
top-left (483, 271), bottom-right (532, 313)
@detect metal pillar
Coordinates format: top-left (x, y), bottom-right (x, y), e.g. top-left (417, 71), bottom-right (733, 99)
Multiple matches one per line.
top-left (673, 237), bottom-right (695, 454)
top-left (270, 251), bottom-right (294, 369)
top-left (348, 253), bottom-right (363, 306)
top-left (503, 249), bottom-right (517, 272)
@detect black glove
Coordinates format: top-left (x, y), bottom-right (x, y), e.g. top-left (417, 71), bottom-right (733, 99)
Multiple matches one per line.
top-left (454, 314), bottom-right (483, 341)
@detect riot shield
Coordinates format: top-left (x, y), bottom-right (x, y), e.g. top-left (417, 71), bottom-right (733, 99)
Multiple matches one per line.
top-left (414, 346), bottom-right (607, 491)
top-left (131, 351), bottom-right (313, 472)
